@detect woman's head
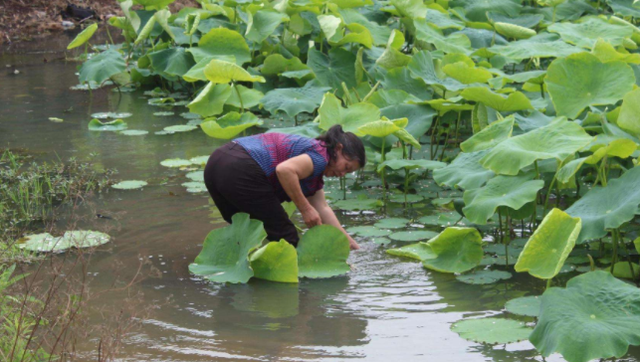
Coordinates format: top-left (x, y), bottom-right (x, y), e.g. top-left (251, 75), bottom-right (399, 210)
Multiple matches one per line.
top-left (316, 125), bottom-right (366, 177)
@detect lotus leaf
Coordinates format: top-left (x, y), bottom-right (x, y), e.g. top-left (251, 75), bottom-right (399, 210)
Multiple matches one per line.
top-left (480, 118), bottom-right (593, 175)
top-left (549, 17), bottom-right (634, 49)
top-left (249, 239), bottom-right (299, 283)
top-left (407, 51), bottom-right (467, 92)
top-left (49, 117), bottom-right (63, 123)
top-left (225, 85), bottom-right (263, 110)
top-left (456, 270), bottom-right (512, 284)
top-left (187, 83), bottom-right (231, 117)
top-left (390, 0), bottom-right (426, 19)
top-left (346, 226), bottom-right (391, 237)
top-left (566, 166), bottom-right (640, 243)
top-left (460, 116), bottom-right (514, 153)
top-left (318, 15), bottom-right (342, 40)
top-left (20, 231), bottom-right (111, 252)
top-left (617, 88), bottom-right (640, 138)
top-left (463, 173), bottom-right (544, 225)
top-left (413, 20), bottom-right (472, 55)
top-left (608, 0), bottom-right (640, 17)
top-left (112, 180), bottom-right (148, 189)
top-left (246, 10), bottom-right (289, 44)
top-left (261, 55), bottom-right (307, 76)
top-left (189, 213), bottom-right (266, 283)
top-left (460, 87), bottom-right (533, 112)
top-left (442, 62), bottom-right (493, 85)
top-left (261, 83), bottom-right (331, 118)
top-left (307, 48), bottom-right (357, 91)
top-left (374, 218), bottom-right (411, 229)
top-left (187, 28), bottom-right (250, 65)
top-left (545, 52), bottom-right (635, 119)
top-left (148, 47), bottom-right (195, 77)
top-left (79, 49), bottom-right (126, 85)
top-left (425, 9), bottom-right (465, 30)
top-left (91, 112), bottom-right (132, 119)
top-left (183, 181), bottom-right (207, 193)
top-left (487, 12), bottom-right (543, 28)
top-left (377, 159), bottom-right (445, 173)
top-left (505, 295), bottom-right (541, 317)
top-left (339, 8), bottom-right (391, 46)
top-left (200, 112), bottom-right (263, 139)
top-left (317, 93), bottom-right (380, 135)
top-left (389, 194), bottom-right (424, 204)
top-left (388, 230), bottom-right (439, 242)
top-left (386, 242), bottom-right (436, 261)
top-left (611, 262), bottom-right (640, 279)
top-left (160, 158), bottom-right (192, 167)
top-left (495, 22), bottom-right (536, 40)
top-left (88, 118), bottom-right (127, 131)
top-left (134, 0), bottom-right (176, 10)
top-left (164, 125), bottom-right (197, 133)
top-left (297, 225), bottom-right (350, 278)
top-left (452, 317), bottom-right (532, 344)
top-left (591, 39), bottom-right (640, 64)
top-left (487, 35), bottom-right (582, 60)
top-left (204, 59), bottom-right (265, 84)
top-left (120, 130), bottom-right (148, 136)
top-left (380, 67), bottom-right (433, 100)
top-left (183, 57), bottom-right (218, 82)
top-left (449, 0), bottom-right (521, 22)
top-left (433, 150), bottom-right (496, 190)
top-left (530, 271), bottom-right (640, 362)
top-left (67, 23), bottom-right (98, 49)
top-left (332, 196), bottom-right (383, 211)
top-left (358, 118), bottom-right (407, 138)
top-left (331, 23), bottom-right (374, 49)
top-left (515, 209), bottom-right (581, 279)
top-left (422, 227), bottom-right (483, 273)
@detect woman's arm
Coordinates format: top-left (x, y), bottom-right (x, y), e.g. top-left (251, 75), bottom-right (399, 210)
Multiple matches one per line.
top-left (275, 154), bottom-right (322, 228)
top-left (308, 190), bottom-right (360, 250)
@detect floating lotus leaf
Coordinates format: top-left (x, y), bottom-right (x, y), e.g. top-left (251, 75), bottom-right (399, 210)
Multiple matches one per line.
top-left (388, 230), bottom-right (439, 242)
top-left (418, 212), bottom-right (470, 227)
top-left (164, 125), bottom-right (198, 133)
top-left (505, 295), bottom-right (541, 317)
top-left (548, 17), bottom-right (634, 49)
top-left (148, 47), bottom-right (195, 77)
top-left (566, 166), bottom-right (640, 243)
top-left (346, 226), bottom-right (391, 237)
top-left (297, 225), bottom-right (350, 279)
top-left (204, 59), bottom-right (265, 84)
top-left (160, 158), bottom-right (192, 168)
top-left (79, 49), bottom-right (126, 85)
top-left (388, 194), bottom-right (424, 203)
top-left (187, 28), bottom-right (250, 65)
top-left (494, 22), bottom-right (536, 39)
top-left (307, 48), bottom-right (357, 91)
top-left (480, 118), bottom-right (593, 176)
top-left (200, 112), bottom-right (263, 139)
top-left (452, 317), bottom-right (533, 344)
top-left (246, 10), bottom-right (289, 44)
top-left (422, 227), bottom-right (483, 273)
top-left (261, 83), bottom-right (331, 118)
top-left (189, 156), bottom-right (208, 166)
top-left (617, 88), bottom-right (640, 138)
top-left (456, 270), bottom-right (512, 284)
top-left (463, 173), bottom-right (544, 225)
top-left (461, 117), bottom-right (514, 153)
top-left (20, 231), bottom-right (110, 252)
top-left (67, 23), bottom-right (98, 49)
top-left (374, 217), bottom-right (410, 229)
top-left (386, 242), bottom-right (436, 261)
top-left (545, 52), bottom-right (635, 119)
top-left (317, 93), bottom-right (380, 135)
top-left (487, 34), bottom-right (582, 60)
top-left (88, 118), bottom-right (127, 131)
top-left (182, 181), bottom-right (207, 193)
top-left (433, 150), bottom-right (495, 190)
top-left (119, 130), bottom-right (148, 136)
top-left (187, 82), bottom-right (232, 117)
top-left (249, 239), bottom-right (299, 283)
top-left (112, 180), bottom-right (148, 189)
top-left (407, 51), bottom-right (467, 92)
top-left (189, 213), bottom-right (266, 284)
top-left (460, 87), bottom-right (533, 112)
top-left (49, 117), bottom-right (63, 123)
top-left (530, 271), bottom-right (640, 362)
top-left (515, 208), bottom-right (581, 279)
top-left (377, 159), bottom-right (446, 172)
top-left (332, 196), bottom-right (383, 211)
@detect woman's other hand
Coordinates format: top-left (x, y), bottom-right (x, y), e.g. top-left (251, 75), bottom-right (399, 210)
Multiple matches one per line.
top-left (301, 206), bottom-right (322, 228)
top-left (348, 235), bottom-right (360, 250)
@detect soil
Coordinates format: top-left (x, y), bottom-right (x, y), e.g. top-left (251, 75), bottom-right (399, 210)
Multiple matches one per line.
top-left (0, 0), bottom-right (198, 45)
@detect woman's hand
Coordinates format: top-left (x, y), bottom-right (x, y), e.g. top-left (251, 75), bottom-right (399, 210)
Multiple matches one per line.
top-left (348, 235), bottom-right (360, 250)
top-left (301, 206), bottom-right (322, 228)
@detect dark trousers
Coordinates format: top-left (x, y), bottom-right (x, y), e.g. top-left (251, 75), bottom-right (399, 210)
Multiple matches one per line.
top-left (203, 142), bottom-right (300, 245)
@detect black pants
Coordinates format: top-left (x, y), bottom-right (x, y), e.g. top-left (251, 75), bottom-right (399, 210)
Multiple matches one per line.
top-left (204, 142), bottom-right (299, 245)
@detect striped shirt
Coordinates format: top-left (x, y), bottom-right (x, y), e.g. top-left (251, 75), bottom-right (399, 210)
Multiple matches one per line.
top-left (234, 133), bottom-right (329, 201)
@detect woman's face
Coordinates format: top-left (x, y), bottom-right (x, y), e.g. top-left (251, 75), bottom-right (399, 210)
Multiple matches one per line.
top-left (324, 144), bottom-right (361, 178)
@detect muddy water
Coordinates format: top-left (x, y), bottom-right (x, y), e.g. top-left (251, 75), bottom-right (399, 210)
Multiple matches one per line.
top-left (2, 35), bottom-right (638, 362)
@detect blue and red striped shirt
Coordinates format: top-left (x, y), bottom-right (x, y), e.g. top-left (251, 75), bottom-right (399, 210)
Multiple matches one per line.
top-left (234, 133), bottom-right (329, 201)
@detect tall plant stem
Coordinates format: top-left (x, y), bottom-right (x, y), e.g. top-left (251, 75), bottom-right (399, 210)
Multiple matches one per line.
top-left (543, 164), bottom-right (561, 217)
top-left (403, 168), bottom-right (409, 206)
top-left (546, 278), bottom-right (552, 290)
top-left (233, 83), bottom-right (244, 113)
top-left (380, 137), bottom-right (387, 199)
top-left (610, 229), bottom-right (620, 273)
top-left (454, 111), bottom-right (462, 147)
top-left (430, 113), bottom-right (441, 160)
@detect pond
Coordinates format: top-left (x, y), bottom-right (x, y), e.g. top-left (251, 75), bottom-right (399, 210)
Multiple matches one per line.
top-left (2, 34), bottom-right (639, 362)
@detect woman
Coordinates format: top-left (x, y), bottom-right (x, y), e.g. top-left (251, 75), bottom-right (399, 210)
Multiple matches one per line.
top-left (204, 125), bottom-right (365, 250)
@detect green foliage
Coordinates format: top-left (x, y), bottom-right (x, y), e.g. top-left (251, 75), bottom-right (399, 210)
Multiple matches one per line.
top-left (297, 225), bottom-right (350, 278)
top-left (250, 239), bottom-right (299, 283)
top-left (422, 227), bottom-right (483, 273)
top-left (67, 23), bottom-right (98, 49)
top-left (451, 318), bottom-right (533, 344)
top-left (200, 112), bottom-right (263, 139)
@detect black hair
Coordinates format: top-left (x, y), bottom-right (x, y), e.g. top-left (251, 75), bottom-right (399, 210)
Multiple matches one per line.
top-left (316, 125), bottom-right (366, 168)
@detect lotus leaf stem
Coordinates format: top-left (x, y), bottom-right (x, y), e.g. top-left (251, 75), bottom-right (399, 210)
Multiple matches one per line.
top-left (380, 137), bottom-right (387, 199)
top-left (341, 82), bottom-right (353, 106)
top-left (403, 168), bottom-right (409, 206)
top-left (362, 81), bottom-right (380, 103)
top-left (233, 83), bottom-right (244, 113)
top-left (545, 278), bottom-right (552, 290)
top-left (543, 164), bottom-right (561, 217)
top-left (611, 229), bottom-right (619, 273)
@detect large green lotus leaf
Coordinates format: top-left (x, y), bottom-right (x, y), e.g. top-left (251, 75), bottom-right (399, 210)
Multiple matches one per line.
top-left (154, 9), bottom-right (175, 40)
top-left (339, 8), bottom-right (391, 46)
top-left (317, 93), bottom-right (380, 135)
top-left (425, 9), bottom-right (465, 30)
top-left (261, 83), bottom-right (331, 118)
top-left (318, 14), bottom-right (342, 40)
top-left (505, 295), bottom-right (541, 317)
top-left (460, 87), bottom-right (533, 112)
top-left (148, 47), bottom-right (195, 77)
top-left (546, 52), bottom-right (635, 119)
top-left (422, 227), bottom-right (483, 273)
top-left (413, 20), bottom-right (472, 55)
top-left (297, 225), bottom-right (350, 278)
top-left (307, 48), bottom-right (357, 91)
top-left (456, 269), bottom-right (512, 285)
top-left (225, 85), bottom-right (263, 109)
top-left (187, 28), bottom-right (250, 65)
top-left (189, 213), bottom-right (266, 284)
top-left (204, 59), bottom-right (265, 84)
top-left (265, 123), bottom-right (322, 138)
top-left (183, 56), bottom-right (221, 83)
top-left (377, 159), bottom-right (446, 172)
top-left (386, 242), bottom-right (436, 261)
top-left (487, 34), bottom-right (582, 60)
top-left (460, 116), bottom-right (514, 153)
top-left (449, 0), bottom-right (522, 22)
top-left (608, 0), bottom-right (640, 17)
top-left (433, 150), bottom-right (495, 190)
top-left (591, 39), bottom-right (640, 64)
top-left (617, 88), bottom-right (640, 138)
top-left (566, 166), bottom-right (640, 243)
top-left (380, 67), bottom-right (433, 100)
top-left (530, 271), bottom-right (640, 362)
top-left (331, 23), bottom-right (374, 49)
top-left (494, 22), bottom-right (536, 40)
top-left (376, 47), bottom-right (412, 70)
top-left (249, 239), bottom-right (298, 283)
top-left (452, 318), bottom-right (533, 344)
top-left (392, 128), bottom-right (421, 149)
top-left (246, 10), bottom-right (289, 44)
top-left (134, 0), bottom-right (175, 10)
top-left (463, 172), bottom-right (544, 225)
top-left (358, 118), bottom-right (406, 137)
top-left (442, 62), bottom-right (493, 85)
top-left (88, 118), bottom-right (127, 131)
top-left (261, 54), bottom-right (307, 76)
top-left (200, 112), bottom-right (263, 139)
top-left (407, 51), bottom-right (467, 92)
top-left (480, 118), bottom-right (593, 176)
top-left (79, 49), bottom-right (126, 85)
top-left (67, 23), bottom-right (98, 49)
top-left (548, 17), bottom-right (634, 49)
top-left (187, 83), bottom-right (232, 117)
top-left (388, 230), bottom-right (440, 242)
top-left (514, 208), bottom-right (581, 279)
top-left (390, 0), bottom-right (427, 19)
